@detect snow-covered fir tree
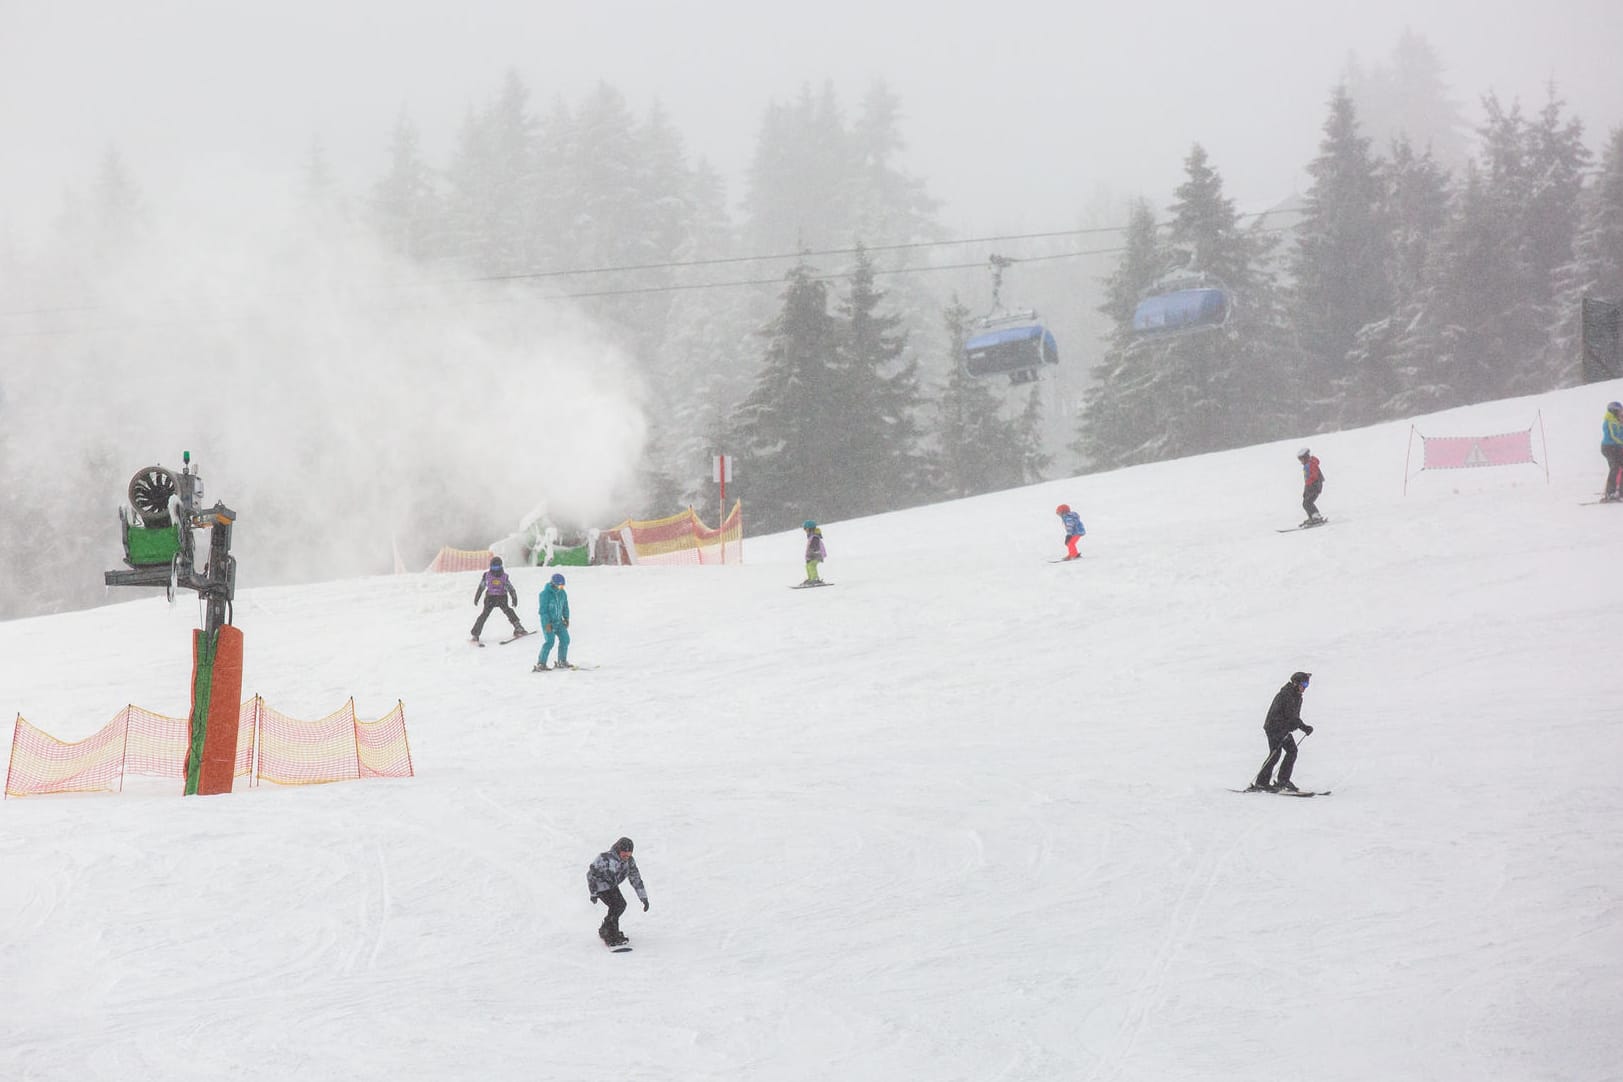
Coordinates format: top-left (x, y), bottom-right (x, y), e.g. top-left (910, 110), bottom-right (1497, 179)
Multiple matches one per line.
top-left (1343, 29), bottom-right (1471, 175)
top-left (369, 111), bottom-right (441, 263)
top-left (833, 246), bottom-right (926, 517)
top-left (727, 263), bottom-right (845, 531)
top-left (1077, 199), bottom-right (1167, 469)
top-left (1289, 86), bottom-right (1390, 427)
top-left (1547, 127), bottom-right (1623, 383)
top-left (1334, 136), bottom-right (1452, 424)
top-left (442, 70), bottom-right (542, 276)
top-left (1123, 146), bottom-right (1294, 459)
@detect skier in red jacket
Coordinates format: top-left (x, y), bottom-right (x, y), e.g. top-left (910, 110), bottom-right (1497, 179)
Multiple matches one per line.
top-left (1296, 448), bottom-right (1325, 527)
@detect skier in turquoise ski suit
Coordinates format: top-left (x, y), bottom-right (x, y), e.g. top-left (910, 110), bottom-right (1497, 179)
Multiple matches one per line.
top-left (534, 573), bottom-right (572, 670)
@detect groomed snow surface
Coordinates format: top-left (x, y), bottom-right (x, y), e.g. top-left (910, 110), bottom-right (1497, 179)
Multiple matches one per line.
top-left (4, 381), bottom-right (1622, 1081)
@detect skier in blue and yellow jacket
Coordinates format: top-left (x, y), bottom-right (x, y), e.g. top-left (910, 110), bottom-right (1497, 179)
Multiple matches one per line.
top-left (1601, 401), bottom-right (1623, 502)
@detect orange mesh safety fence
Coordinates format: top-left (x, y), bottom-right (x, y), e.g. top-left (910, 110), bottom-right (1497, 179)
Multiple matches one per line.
top-left (5, 697), bottom-right (413, 797)
top-left (254, 698), bottom-right (358, 785)
top-left (358, 701), bottom-right (414, 779)
top-left (612, 501), bottom-right (743, 566)
top-left (121, 704), bottom-right (191, 779)
top-left (6, 712), bottom-right (130, 796)
top-left (426, 546), bottom-right (494, 573)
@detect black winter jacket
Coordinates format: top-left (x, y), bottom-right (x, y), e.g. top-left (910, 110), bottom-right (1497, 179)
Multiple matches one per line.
top-left (1263, 682), bottom-right (1307, 734)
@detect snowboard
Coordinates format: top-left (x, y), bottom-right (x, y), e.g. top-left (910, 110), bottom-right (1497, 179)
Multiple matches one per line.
top-left (1229, 787), bottom-right (1332, 797)
top-left (791, 581), bottom-right (834, 589)
top-left (608, 944), bottom-right (633, 953)
top-left (535, 662), bottom-right (598, 671)
top-left (499, 630), bottom-right (534, 645)
top-left (1277, 518), bottom-right (1330, 533)
top-left (1049, 555), bottom-right (1084, 564)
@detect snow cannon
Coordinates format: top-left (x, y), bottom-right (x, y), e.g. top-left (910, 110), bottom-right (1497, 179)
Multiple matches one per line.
top-left (104, 452), bottom-right (243, 796)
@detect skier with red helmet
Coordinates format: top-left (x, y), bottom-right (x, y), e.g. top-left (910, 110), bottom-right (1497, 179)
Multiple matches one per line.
top-left (1055, 504), bottom-right (1086, 560)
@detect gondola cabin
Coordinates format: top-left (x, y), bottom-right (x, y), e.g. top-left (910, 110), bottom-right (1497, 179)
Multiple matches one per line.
top-left (1131, 287), bottom-right (1230, 337)
top-left (964, 321), bottom-right (1059, 381)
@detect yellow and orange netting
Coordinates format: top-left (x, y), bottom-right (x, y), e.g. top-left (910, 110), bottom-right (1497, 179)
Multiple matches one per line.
top-left (612, 501), bottom-right (743, 566)
top-left (5, 697), bottom-right (413, 797)
top-left (425, 547), bottom-right (494, 573)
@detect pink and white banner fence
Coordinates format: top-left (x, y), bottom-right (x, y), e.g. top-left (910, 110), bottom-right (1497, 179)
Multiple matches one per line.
top-left (1403, 413), bottom-right (1549, 493)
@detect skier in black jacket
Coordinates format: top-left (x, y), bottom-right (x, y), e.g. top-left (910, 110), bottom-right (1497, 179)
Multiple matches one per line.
top-left (1252, 671), bottom-right (1315, 791)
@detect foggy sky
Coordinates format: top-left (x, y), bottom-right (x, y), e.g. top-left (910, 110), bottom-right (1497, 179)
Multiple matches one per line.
top-left (4, 0), bottom-right (1621, 235)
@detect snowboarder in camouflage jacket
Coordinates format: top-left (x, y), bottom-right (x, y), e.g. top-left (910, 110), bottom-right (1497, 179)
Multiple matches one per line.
top-left (588, 837), bottom-right (648, 946)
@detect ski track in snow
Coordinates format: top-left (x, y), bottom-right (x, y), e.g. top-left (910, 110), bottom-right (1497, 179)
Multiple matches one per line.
top-left (3, 381), bottom-right (1623, 1079)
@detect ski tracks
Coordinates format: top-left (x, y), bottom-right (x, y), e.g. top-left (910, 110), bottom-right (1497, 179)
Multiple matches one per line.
top-left (1084, 822), bottom-right (1252, 1082)
top-left (339, 840), bottom-right (393, 977)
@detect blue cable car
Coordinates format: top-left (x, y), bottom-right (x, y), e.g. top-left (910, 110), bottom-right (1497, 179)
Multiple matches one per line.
top-left (1131, 287), bottom-right (1231, 336)
top-left (964, 321), bottom-right (1059, 382)
top-left (963, 254), bottom-right (1060, 384)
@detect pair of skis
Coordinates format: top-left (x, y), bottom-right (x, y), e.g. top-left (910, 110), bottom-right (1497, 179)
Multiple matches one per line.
top-left (470, 629), bottom-right (533, 648)
top-left (1229, 786), bottom-right (1332, 798)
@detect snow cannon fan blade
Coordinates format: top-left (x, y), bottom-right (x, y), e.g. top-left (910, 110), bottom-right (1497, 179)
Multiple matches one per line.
top-left (127, 466), bottom-right (178, 527)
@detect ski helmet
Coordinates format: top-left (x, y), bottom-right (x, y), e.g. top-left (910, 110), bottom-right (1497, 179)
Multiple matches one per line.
top-left (803, 519), bottom-right (817, 530)
top-left (1609, 401), bottom-right (1622, 414)
top-left (550, 572), bottom-right (566, 586)
top-left (1296, 447), bottom-right (1310, 460)
top-left (490, 556), bottom-right (503, 568)
top-left (1055, 504), bottom-right (1070, 515)
top-left (613, 836), bottom-right (634, 854)
top-left (1290, 671), bottom-right (1312, 687)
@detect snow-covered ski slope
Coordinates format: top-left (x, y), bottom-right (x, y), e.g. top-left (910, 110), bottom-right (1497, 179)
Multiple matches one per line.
top-left (4, 381), bottom-right (1621, 1082)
